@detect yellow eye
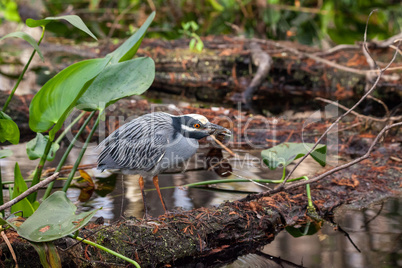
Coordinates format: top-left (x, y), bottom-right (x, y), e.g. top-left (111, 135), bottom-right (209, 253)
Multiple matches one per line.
top-left (194, 123), bottom-right (201, 129)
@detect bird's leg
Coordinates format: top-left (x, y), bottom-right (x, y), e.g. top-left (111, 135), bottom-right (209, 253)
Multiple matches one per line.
top-left (153, 175), bottom-right (168, 214)
top-left (138, 176), bottom-right (149, 218)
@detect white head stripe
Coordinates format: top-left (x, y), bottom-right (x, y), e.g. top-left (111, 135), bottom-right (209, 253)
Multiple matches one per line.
top-left (187, 114), bottom-right (209, 124)
top-left (181, 124), bottom-right (195, 132)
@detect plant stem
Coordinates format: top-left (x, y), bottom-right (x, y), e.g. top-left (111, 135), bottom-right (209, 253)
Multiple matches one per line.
top-left (43, 111), bottom-right (96, 199)
top-left (0, 164), bottom-right (3, 217)
top-left (28, 138), bottom-right (52, 203)
top-left (62, 113), bottom-right (100, 192)
top-left (2, 27), bottom-right (45, 112)
top-left (301, 176), bottom-right (314, 208)
top-left (280, 166), bottom-right (286, 181)
top-left (55, 111), bottom-right (86, 145)
top-left (71, 235), bottom-right (141, 268)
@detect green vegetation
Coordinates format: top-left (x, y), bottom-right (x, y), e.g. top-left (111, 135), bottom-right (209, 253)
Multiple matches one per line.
top-left (0, 11), bottom-right (155, 267)
top-left (2, 0), bottom-right (399, 46)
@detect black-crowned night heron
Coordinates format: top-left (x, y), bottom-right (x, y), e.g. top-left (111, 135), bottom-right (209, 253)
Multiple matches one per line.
top-left (97, 112), bottom-right (231, 215)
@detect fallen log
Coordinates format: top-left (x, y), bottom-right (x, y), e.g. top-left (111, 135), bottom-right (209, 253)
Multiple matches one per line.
top-left (0, 145), bottom-right (400, 267)
top-left (1, 36), bottom-right (401, 115)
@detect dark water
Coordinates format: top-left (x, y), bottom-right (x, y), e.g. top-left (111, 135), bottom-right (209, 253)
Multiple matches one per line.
top-left (1, 144), bottom-right (401, 268)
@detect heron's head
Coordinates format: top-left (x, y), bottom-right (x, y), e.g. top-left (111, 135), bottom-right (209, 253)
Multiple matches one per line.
top-left (174, 114), bottom-right (231, 140)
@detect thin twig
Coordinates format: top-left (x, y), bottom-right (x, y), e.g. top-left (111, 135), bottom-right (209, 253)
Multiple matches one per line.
top-left (367, 95), bottom-right (390, 118)
top-left (0, 172), bottom-right (59, 212)
top-left (315, 97), bottom-right (401, 122)
top-left (269, 122), bottom-right (402, 195)
top-left (1, 231), bottom-right (18, 267)
top-left (107, 2), bottom-right (136, 38)
top-left (240, 11), bottom-right (401, 199)
top-left (249, 28), bottom-right (401, 77)
top-left (240, 121), bottom-right (402, 201)
top-left (364, 202), bottom-right (384, 226)
top-left (277, 11), bottom-right (401, 188)
top-left (210, 135), bottom-right (238, 158)
top-left (229, 171), bottom-right (271, 190)
top-left (314, 44), bottom-right (359, 56)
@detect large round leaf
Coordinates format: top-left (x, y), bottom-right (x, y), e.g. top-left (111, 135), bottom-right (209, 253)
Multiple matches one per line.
top-left (16, 191), bottom-right (100, 242)
top-left (29, 58), bottom-right (110, 140)
top-left (76, 57), bottom-right (155, 110)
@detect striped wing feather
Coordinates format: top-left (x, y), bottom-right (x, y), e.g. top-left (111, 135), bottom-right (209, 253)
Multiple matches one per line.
top-left (97, 115), bottom-right (169, 171)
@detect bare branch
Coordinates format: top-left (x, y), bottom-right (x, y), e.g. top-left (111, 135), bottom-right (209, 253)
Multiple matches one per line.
top-left (276, 23), bottom-right (400, 188)
top-left (239, 121), bottom-right (402, 201)
top-left (275, 122), bottom-right (402, 193)
top-left (238, 11), bottom-right (402, 200)
top-left (0, 172), bottom-right (59, 212)
top-left (315, 97), bottom-right (402, 122)
top-left (366, 95), bottom-right (390, 118)
top-left (363, 10), bottom-right (380, 71)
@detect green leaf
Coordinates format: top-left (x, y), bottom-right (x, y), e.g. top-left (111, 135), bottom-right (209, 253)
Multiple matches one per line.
top-left (261, 142), bottom-right (327, 170)
top-left (76, 57), bottom-right (155, 110)
top-left (0, 149), bottom-right (12, 159)
top-left (189, 38), bottom-right (196, 50)
top-left (0, 111), bottom-right (20, 144)
top-left (26, 133), bottom-right (60, 161)
top-left (208, 0), bottom-right (224, 12)
top-left (0, 32), bottom-right (44, 61)
top-left (195, 40), bottom-right (204, 52)
top-left (26, 15), bottom-right (97, 40)
top-left (286, 221), bottom-right (322, 237)
top-left (108, 11), bottom-right (155, 64)
top-left (0, 217), bottom-right (8, 226)
top-left (10, 163), bottom-right (35, 217)
top-left (2, 0), bottom-right (21, 22)
top-left (16, 191), bottom-right (100, 242)
top-left (29, 58), bottom-right (110, 140)
top-left (31, 242), bottom-right (61, 268)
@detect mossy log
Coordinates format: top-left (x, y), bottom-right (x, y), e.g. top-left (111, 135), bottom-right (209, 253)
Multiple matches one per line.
top-left (0, 146), bottom-right (400, 267)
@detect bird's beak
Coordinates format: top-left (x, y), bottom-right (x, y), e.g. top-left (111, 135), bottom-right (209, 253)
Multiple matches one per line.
top-left (207, 123), bottom-right (232, 137)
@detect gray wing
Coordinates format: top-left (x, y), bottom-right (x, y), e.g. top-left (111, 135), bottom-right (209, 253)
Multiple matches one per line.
top-left (97, 117), bottom-right (169, 172)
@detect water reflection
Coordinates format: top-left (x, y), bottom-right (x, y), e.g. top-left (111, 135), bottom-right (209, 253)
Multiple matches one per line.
top-left (1, 144), bottom-right (399, 268)
top-left (259, 197), bottom-right (402, 268)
